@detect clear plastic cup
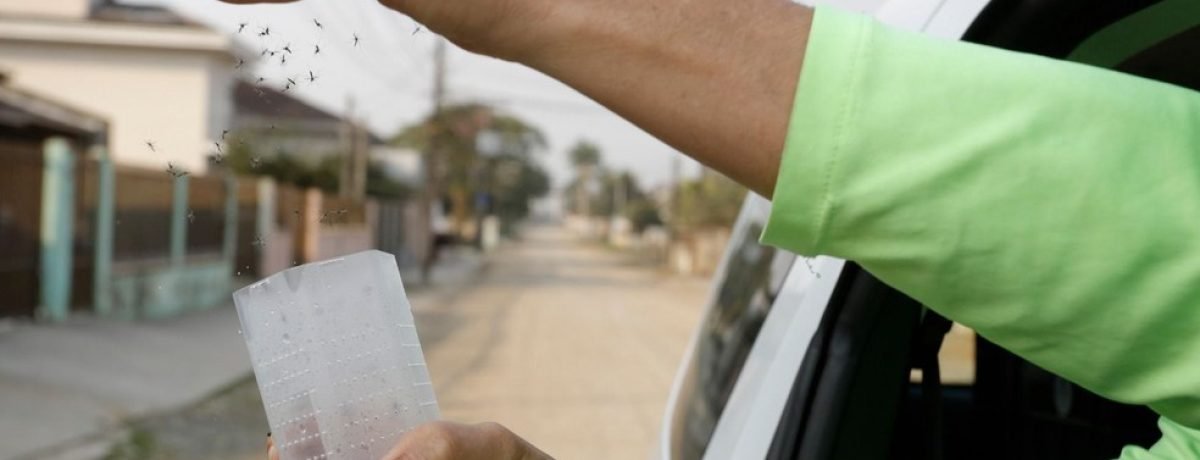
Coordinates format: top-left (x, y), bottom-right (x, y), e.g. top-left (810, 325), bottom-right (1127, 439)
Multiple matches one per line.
top-left (234, 250), bottom-right (439, 460)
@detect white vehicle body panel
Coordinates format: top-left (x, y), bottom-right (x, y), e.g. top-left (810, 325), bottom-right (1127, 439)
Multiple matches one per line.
top-left (660, 2), bottom-right (989, 458)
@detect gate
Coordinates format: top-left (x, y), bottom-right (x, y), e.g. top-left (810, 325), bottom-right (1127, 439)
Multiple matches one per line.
top-left (0, 140), bottom-right (45, 317)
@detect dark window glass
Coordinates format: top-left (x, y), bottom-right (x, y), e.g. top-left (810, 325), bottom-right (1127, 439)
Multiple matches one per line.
top-left (669, 223), bottom-right (795, 459)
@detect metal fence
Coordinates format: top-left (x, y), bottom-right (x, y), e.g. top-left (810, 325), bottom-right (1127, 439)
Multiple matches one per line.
top-left (187, 174), bottom-right (227, 256)
top-left (112, 165), bottom-right (174, 262)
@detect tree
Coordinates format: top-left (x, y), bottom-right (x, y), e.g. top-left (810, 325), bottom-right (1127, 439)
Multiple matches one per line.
top-left (674, 171), bottom-right (746, 231)
top-left (392, 104), bottom-right (550, 236)
top-left (220, 133), bottom-right (412, 199)
top-left (567, 140), bottom-right (603, 216)
top-left (569, 141), bottom-right (601, 169)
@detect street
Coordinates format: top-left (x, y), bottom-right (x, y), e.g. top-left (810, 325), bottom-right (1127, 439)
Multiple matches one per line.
top-left (97, 224), bottom-right (709, 460)
top-left (417, 225), bottom-right (709, 460)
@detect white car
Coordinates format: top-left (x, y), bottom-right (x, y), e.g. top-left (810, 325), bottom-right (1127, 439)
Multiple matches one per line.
top-left (660, 1), bottom-right (1195, 458)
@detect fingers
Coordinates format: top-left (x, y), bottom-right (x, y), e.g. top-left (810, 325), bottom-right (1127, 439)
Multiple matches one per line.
top-left (267, 433), bottom-right (279, 460)
top-left (380, 421), bottom-right (533, 460)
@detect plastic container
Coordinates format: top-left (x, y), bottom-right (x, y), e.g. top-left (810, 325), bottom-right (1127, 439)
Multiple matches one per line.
top-left (234, 250), bottom-right (439, 460)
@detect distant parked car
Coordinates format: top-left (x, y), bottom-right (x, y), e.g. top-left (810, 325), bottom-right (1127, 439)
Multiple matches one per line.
top-left (659, 1), bottom-right (1195, 458)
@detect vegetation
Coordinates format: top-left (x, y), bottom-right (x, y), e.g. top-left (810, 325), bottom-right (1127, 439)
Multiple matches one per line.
top-left (218, 136), bottom-right (414, 200)
top-left (674, 172), bottom-right (746, 230)
top-left (392, 103), bottom-right (551, 236)
top-left (562, 142), bottom-right (664, 234)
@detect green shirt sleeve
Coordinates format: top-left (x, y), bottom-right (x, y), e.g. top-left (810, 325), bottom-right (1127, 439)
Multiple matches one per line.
top-left (762, 5), bottom-right (1200, 443)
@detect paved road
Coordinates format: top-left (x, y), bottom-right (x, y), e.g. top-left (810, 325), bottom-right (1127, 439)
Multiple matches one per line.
top-left (415, 225), bottom-right (709, 460)
top-left (26, 225), bottom-right (709, 460)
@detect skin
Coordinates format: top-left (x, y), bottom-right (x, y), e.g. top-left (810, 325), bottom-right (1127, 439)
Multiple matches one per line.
top-left (266, 422), bottom-right (551, 460)
top-left (220, 0), bottom-right (811, 198)
top-left (230, 0), bottom-right (815, 456)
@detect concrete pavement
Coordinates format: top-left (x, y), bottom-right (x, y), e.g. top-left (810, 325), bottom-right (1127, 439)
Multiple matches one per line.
top-left (0, 227), bottom-right (710, 460)
top-left (416, 225), bottom-right (710, 460)
top-left (0, 250), bottom-right (484, 460)
top-left (0, 307), bottom-right (249, 460)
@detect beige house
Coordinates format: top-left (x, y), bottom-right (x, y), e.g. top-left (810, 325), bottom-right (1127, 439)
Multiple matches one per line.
top-left (0, 0), bottom-right (239, 172)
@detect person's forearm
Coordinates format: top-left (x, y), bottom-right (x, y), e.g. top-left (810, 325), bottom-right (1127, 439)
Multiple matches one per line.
top-left (227, 0), bottom-right (811, 196)
top-left (524, 0), bottom-right (812, 197)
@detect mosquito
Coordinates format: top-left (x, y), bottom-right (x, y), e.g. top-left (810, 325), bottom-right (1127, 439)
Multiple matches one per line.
top-left (213, 153), bottom-right (224, 165)
top-left (187, 209), bottom-right (195, 224)
top-left (255, 76), bottom-right (265, 85)
top-left (252, 235), bottom-right (266, 249)
top-left (166, 162), bottom-right (188, 178)
top-left (307, 70), bottom-right (318, 83)
top-left (259, 27), bottom-right (270, 37)
top-left (250, 156), bottom-right (262, 170)
top-left (235, 58), bottom-right (245, 69)
top-left (283, 44), bottom-right (293, 54)
top-left (145, 140), bottom-right (157, 152)
top-left (237, 22), bottom-right (248, 34)
top-left (214, 142), bottom-right (223, 154)
top-left (280, 54), bottom-right (288, 65)
top-left (286, 77), bottom-right (297, 87)
top-left (313, 18), bottom-right (324, 29)
top-left (353, 33), bottom-right (360, 47)
top-left (314, 44), bottom-right (321, 55)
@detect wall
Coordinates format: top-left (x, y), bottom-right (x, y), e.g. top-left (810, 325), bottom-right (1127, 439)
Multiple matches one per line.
top-left (0, 39), bottom-right (233, 173)
top-left (0, 0), bottom-right (92, 19)
top-left (108, 258), bottom-right (231, 319)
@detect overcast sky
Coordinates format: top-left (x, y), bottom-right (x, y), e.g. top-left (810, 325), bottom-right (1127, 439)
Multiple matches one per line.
top-left (132, 0), bottom-right (705, 189)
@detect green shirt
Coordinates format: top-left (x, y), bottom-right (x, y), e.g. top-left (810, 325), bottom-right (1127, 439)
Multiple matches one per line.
top-left (762, 7), bottom-right (1200, 458)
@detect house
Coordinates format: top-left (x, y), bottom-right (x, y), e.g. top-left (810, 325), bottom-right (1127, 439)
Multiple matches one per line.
top-left (0, 0), bottom-right (240, 172)
top-left (233, 80), bottom-right (422, 190)
top-left (0, 72), bottom-right (108, 318)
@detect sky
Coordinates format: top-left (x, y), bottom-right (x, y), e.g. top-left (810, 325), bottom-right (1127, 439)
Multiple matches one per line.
top-left (133, 0), bottom-right (704, 189)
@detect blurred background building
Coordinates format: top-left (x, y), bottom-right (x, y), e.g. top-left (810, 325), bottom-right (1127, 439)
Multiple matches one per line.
top-left (0, 0), bottom-right (239, 172)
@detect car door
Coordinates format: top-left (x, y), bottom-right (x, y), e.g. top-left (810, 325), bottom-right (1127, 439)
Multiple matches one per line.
top-left (663, 1), bottom-right (1199, 459)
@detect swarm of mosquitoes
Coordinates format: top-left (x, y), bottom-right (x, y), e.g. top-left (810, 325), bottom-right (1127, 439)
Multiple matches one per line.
top-left (150, 14), bottom-right (416, 230)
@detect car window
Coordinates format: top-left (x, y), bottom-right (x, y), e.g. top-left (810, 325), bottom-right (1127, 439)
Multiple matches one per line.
top-left (669, 223), bottom-right (796, 459)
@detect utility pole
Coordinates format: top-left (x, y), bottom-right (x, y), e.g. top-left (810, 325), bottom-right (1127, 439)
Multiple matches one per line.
top-left (614, 173), bottom-right (627, 218)
top-left (420, 38), bottom-right (447, 284)
top-left (669, 153), bottom-right (682, 238)
top-left (340, 95), bottom-right (367, 200)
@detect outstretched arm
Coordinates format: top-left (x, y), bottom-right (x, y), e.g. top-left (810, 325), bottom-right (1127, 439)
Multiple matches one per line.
top-left (221, 0), bottom-right (813, 198)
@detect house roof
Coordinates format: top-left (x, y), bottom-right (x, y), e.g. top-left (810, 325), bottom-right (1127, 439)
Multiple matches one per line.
top-left (234, 80), bottom-right (386, 144)
top-left (0, 81), bottom-right (108, 139)
top-left (235, 80), bottom-right (342, 122)
top-left (0, 1), bottom-right (237, 57)
top-left (89, 1), bottom-right (200, 28)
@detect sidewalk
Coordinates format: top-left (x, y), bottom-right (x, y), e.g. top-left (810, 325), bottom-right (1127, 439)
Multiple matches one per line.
top-left (0, 249), bottom-right (485, 460)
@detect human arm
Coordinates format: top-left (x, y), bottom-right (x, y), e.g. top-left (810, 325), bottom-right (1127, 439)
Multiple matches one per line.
top-left (218, 0), bottom-right (813, 198)
top-left (762, 6), bottom-right (1200, 433)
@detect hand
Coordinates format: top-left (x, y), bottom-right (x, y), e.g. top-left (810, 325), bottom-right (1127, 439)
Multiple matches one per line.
top-left (265, 422), bottom-right (552, 460)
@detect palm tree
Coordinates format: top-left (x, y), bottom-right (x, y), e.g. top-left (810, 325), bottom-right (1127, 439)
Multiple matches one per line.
top-left (568, 141), bottom-right (602, 216)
